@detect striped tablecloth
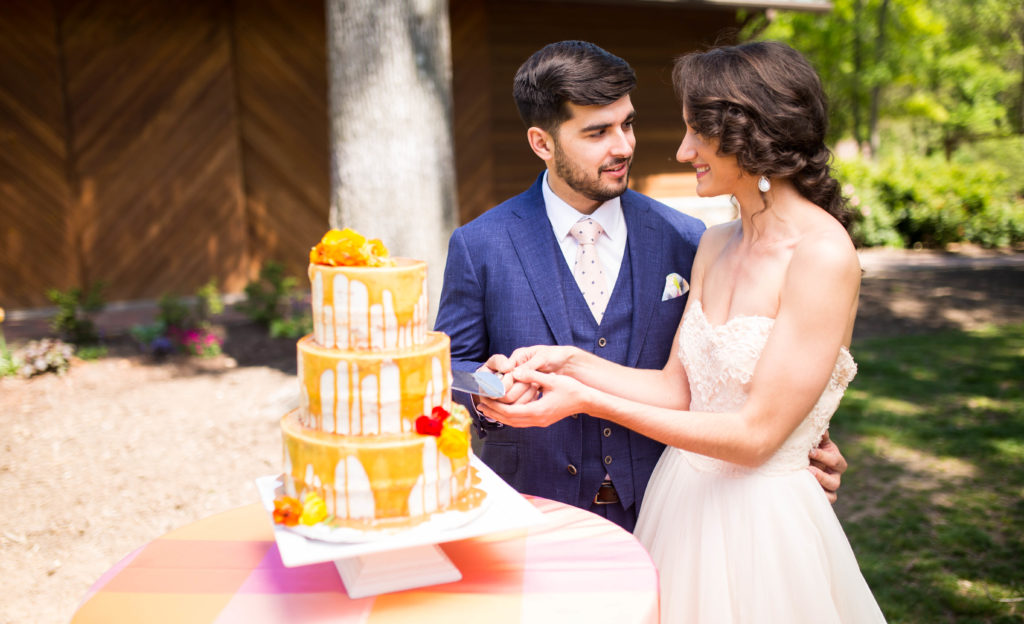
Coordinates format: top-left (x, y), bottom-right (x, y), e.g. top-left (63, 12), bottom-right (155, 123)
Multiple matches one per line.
top-left (72, 496), bottom-right (659, 623)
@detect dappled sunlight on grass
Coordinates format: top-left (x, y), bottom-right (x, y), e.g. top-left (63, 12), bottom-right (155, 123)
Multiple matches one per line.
top-left (832, 323), bottom-right (1024, 622)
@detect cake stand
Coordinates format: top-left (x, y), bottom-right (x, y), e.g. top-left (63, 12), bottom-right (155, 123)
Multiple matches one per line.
top-left (254, 456), bottom-right (544, 598)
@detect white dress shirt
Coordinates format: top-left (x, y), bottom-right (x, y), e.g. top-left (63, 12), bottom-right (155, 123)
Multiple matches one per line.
top-left (542, 171), bottom-right (628, 288)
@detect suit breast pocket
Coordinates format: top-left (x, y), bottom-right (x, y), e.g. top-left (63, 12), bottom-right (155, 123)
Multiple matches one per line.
top-left (659, 291), bottom-right (687, 317)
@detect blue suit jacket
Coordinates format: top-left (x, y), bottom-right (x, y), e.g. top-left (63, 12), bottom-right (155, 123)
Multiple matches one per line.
top-left (434, 173), bottom-right (705, 513)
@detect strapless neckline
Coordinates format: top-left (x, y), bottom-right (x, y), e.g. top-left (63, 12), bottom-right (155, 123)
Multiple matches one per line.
top-left (687, 300), bottom-right (852, 361)
top-left (677, 299), bottom-right (856, 476)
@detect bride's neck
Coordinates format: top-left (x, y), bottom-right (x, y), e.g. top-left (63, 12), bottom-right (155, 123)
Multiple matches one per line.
top-left (733, 182), bottom-right (805, 245)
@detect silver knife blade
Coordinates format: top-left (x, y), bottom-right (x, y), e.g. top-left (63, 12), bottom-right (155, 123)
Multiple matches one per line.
top-left (451, 369), bottom-right (506, 398)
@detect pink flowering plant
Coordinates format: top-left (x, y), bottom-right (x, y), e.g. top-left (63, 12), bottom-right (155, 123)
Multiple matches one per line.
top-left (169, 326), bottom-right (223, 358)
top-left (130, 280), bottom-right (224, 359)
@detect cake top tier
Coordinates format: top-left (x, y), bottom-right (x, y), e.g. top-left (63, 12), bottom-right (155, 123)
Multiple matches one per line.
top-left (307, 230), bottom-right (430, 352)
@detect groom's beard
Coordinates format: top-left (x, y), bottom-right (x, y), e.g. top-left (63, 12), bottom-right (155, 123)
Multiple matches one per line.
top-left (553, 143), bottom-right (632, 203)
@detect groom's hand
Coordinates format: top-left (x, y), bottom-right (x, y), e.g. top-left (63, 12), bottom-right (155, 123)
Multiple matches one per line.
top-left (480, 355), bottom-right (538, 405)
top-left (808, 431), bottom-right (847, 504)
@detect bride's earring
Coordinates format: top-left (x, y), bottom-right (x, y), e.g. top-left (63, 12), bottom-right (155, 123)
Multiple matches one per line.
top-left (758, 175), bottom-right (771, 193)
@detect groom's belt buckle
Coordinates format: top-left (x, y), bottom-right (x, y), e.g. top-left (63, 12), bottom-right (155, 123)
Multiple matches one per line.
top-left (594, 480), bottom-right (619, 505)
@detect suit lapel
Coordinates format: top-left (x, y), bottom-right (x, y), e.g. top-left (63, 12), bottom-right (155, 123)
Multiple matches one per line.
top-left (507, 179), bottom-right (574, 346)
top-left (623, 194), bottom-right (663, 367)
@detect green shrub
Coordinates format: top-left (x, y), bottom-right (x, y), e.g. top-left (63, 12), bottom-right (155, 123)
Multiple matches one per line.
top-left (0, 334), bottom-right (18, 377)
top-left (74, 344), bottom-right (108, 361)
top-left (156, 293), bottom-right (190, 329)
top-left (46, 282), bottom-right (106, 345)
top-left (836, 160), bottom-right (904, 248)
top-left (835, 151), bottom-right (1024, 249)
top-left (270, 314), bottom-right (313, 340)
top-left (195, 279), bottom-right (224, 324)
top-left (237, 261), bottom-right (303, 331)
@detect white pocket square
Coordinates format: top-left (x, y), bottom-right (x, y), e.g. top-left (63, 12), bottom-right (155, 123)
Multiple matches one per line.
top-left (661, 273), bottom-right (689, 301)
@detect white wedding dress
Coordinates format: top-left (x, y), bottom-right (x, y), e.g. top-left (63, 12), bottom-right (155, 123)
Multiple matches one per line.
top-left (634, 301), bottom-right (886, 623)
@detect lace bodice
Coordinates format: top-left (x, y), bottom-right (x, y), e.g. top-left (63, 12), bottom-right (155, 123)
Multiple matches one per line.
top-left (676, 300), bottom-right (857, 475)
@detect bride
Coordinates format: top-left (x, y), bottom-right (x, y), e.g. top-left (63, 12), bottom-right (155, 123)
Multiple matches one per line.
top-left (478, 41), bottom-right (886, 623)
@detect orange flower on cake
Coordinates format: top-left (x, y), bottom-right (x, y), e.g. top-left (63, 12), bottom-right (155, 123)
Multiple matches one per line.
top-left (272, 496), bottom-right (303, 526)
top-left (309, 228), bottom-right (394, 267)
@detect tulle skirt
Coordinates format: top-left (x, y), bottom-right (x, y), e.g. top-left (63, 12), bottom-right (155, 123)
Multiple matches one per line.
top-left (634, 448), bottom-right (886, 623)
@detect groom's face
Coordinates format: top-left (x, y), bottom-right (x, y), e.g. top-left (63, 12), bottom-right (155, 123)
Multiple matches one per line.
top-left (548, 95), bottom-right (636, 211)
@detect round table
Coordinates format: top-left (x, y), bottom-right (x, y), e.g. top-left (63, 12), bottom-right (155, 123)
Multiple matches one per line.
top-left (72, 496), bottom-right (659, 623)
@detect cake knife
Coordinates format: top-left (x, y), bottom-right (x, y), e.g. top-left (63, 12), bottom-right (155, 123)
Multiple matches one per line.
top-left (450, 369), bottom-right (506, 398)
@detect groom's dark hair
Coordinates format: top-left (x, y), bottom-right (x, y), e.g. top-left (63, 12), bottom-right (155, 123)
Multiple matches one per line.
top-left (513, 40), bottom-right (637, 133)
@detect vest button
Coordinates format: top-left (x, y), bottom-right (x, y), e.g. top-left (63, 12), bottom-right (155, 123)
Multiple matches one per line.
top-left (597, 337), bottom-right (607, 347)
top-left (567, 464), bottom-right (578, 476)
top-left (604, 455), bottom-right (613, 465)
top-left (603, 427), bottom-right (612, 437)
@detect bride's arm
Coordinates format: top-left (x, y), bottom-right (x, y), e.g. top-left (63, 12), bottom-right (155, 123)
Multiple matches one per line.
top-left (480, 234), bottom-right (860, 468)
top-left (510, 315), bottom-right (691, 410)
top-left (486, 228), bottom-right (718, 411)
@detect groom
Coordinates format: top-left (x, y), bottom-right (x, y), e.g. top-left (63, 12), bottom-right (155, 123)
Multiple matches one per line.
top-left (434, 40), bottom-right (845, 530)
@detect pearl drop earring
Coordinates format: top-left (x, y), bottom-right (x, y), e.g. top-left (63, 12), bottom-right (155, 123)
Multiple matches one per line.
top-left (758, 175), bottom-right (771, 193)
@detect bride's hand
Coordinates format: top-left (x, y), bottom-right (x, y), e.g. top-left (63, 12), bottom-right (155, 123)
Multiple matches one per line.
top-left (480, 355), bottom-right (538, 405)
top-left (477, 366), bottom-right (593, 428)
top-left (507, 345), bottom-right (578, 373)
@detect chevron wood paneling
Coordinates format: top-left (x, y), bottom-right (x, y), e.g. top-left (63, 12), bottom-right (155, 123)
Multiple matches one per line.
top-left (232, 0), bottom-right (330, 280)
top-left (57, 0), bottom-right (248, 302)
top-left (0, 0), bottom-right (736, 310)
top-left (451, 0), bottom-right (495, 225)
top-left (0, 1), bottom-right (74, 307)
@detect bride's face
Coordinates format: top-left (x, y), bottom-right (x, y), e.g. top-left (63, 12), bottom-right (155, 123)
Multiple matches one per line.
top-left (676, 114), bottom-right (748, 198)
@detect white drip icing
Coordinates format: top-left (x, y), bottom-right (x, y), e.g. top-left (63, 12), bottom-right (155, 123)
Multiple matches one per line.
top-left (320, 368), bottom-right (336, 433)
top-left (379, 360), bottom-right (401, 432)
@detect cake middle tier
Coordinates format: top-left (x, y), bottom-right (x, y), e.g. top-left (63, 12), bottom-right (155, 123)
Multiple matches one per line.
top-left (297, 331), bottom-right (451, 435)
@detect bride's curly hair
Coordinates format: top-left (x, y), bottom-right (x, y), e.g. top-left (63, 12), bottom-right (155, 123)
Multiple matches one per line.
top-left (673, 41), bottom-right (851, 228)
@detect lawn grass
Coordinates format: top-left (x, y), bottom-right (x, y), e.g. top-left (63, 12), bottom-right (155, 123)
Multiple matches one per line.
top-left (834, 323), bottom-right (1024, 623)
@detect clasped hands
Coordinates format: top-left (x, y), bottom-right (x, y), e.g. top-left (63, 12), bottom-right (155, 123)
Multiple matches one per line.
top-left (475, 345), bottom-right (848, 503)
top-left (475, 345), bottom-right (588, 428)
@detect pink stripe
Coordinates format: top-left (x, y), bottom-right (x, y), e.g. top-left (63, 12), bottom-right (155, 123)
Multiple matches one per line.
top-left (237, 546), bottom-right (345, 593)
top-left (75, 545), bottom-right (144, 607)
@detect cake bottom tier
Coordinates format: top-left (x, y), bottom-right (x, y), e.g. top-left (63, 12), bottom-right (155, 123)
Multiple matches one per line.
top-left (281, 410), bottom-right (476, 529)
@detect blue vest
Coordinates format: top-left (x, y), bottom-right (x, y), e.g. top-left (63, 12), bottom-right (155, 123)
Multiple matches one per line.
top-left (556, 239), bottom-right (640, 509)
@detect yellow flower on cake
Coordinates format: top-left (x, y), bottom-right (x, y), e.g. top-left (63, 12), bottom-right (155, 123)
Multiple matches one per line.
top-left (437, 405), bottom-right (472, 459)
top-left (438, 424), bottom-right (469, 459)
top-left (299, 492), bottom-right (328, 526)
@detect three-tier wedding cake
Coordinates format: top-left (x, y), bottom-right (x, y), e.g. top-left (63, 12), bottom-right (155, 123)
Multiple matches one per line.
top-left (272, 229), bottom-right (478, 530)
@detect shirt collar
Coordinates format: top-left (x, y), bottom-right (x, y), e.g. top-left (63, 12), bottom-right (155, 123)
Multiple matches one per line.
top-left (542, 170), bottom-right (624, 242)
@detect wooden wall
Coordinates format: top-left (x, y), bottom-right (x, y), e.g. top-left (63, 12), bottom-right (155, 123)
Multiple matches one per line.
top-left (0, 0), bottom-right (737, 310)
top-left (0, 0), bottom-right (329, 309)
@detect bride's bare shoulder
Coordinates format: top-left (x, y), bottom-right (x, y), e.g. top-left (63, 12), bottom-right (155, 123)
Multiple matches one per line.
top-left (696, 220), bottom-right (739, 256)
top-left (792, 219), bottom-right (860, 282)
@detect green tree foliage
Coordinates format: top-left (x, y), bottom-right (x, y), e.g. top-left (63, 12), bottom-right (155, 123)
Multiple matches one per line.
top-left (746, 0), bottom-right (1023, 158)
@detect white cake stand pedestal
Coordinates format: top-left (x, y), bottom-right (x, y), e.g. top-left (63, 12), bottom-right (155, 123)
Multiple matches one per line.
top-left (254, 457), bottom-right (543, 598)
top-left (334, 543), bottom-right (461, 598)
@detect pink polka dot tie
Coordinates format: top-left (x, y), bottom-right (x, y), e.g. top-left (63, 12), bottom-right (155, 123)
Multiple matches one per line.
top-left (571, 218), bottom-right (610, 323)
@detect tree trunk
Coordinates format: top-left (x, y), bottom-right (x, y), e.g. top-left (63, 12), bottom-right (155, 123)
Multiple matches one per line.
top-left (325, 0), bottom-right (457, 321)
top-left (852, 0), bottom-right (865, 154)
top-left (867, 0), bottom-right (890, 159)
